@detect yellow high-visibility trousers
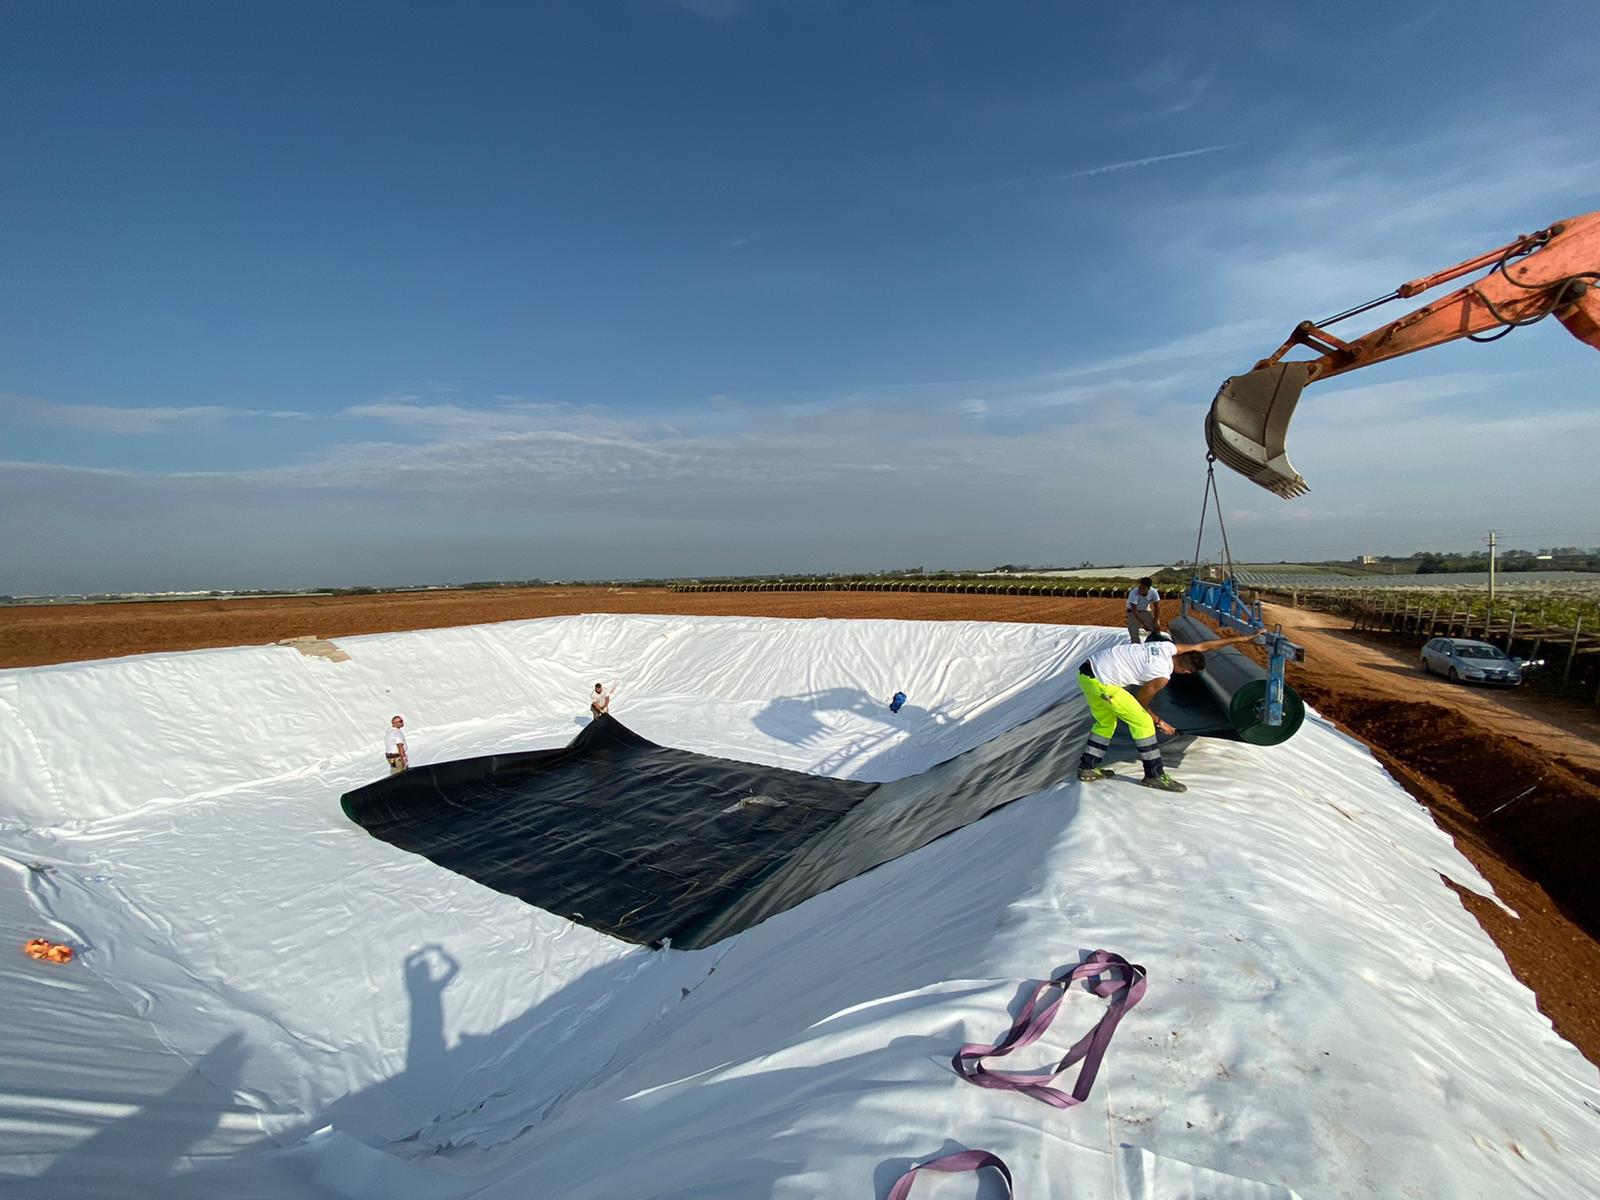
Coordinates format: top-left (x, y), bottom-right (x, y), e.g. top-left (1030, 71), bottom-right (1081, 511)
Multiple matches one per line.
top-left (1076, 673), bottom-right (1156, 740)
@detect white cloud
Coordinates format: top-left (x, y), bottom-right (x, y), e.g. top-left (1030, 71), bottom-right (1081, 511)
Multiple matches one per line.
top-left (1034, 319), bottom-right (1280, 382)
top-left (1150, 128), bottom-right (1600, 325)
top-left (341, 401), bottom-right (530, 436)
top-left (6, 397), bottom-right (310, 435)
top-left (5, 360), bottom-right (1594, 592)
top-left (1132, 55), bottom-right (1187, 93)
top-left (1304, 371), bottom-right (1522, 420)
top-left (1389, 3), bottom-right (1445, 37)
top-left (1141, 68), bottom-right (1216, 118)
top-left (671, 0), bottom-right (744, 19)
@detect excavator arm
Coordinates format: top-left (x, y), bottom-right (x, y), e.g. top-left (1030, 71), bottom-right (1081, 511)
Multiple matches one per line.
top-left (1207, 210), bottom-right (1600, 498)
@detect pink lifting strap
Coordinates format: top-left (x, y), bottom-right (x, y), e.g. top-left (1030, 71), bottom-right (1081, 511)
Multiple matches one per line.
top-left (885, 1149), bottom-right (1013, 1199)
top-left (952, 949), bottom-right (1147, 1109)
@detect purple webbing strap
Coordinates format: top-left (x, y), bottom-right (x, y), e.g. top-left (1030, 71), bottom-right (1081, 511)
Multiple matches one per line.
top-left (952, 949), bottom-right (1147, 1109)
top-left (885, 1150), bottom-right (1013, 1200)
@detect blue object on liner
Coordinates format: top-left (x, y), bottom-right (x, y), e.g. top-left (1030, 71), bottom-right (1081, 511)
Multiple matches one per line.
top-left (889, 691), bottom-right (907, 713)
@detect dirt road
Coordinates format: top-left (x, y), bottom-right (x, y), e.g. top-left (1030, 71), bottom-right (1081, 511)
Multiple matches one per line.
top-left (1268, 604), bottom-right (1600, 777)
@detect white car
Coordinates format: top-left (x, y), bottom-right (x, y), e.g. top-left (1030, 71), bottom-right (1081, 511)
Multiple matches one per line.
top-left (1419, 638), bottom-right (1523, 687)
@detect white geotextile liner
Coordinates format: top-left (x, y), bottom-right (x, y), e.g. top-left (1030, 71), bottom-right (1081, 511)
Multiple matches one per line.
top-left (0, 615), bottom-right (1080, 827)
top-left (0, 615), bottom-right (1595, 1200)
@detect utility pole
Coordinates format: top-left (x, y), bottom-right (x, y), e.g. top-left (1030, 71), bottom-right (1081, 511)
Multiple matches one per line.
top-left (1487, 530), bottom-right (1497, 623)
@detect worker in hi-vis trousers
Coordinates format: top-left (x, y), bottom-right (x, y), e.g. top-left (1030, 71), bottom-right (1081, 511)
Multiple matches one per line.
top-left (1076, 631), bottom-right (1256, 792)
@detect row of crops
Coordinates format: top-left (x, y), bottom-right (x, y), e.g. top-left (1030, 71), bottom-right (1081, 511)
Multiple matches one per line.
top-left (1238, 572), bottom-right (1600, 630)
top-left (1234, 570), bottom-right (1597, 590)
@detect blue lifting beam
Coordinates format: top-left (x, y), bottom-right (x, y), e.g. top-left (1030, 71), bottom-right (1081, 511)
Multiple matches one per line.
top-left (1182, 575), bottom-right (1305, 727)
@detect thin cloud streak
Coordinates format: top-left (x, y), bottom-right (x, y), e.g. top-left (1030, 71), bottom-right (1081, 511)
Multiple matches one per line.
top-left (1065, 144), bottom-right (1238, 179)
top-left (5, 397), bottom-right (311, 435)
top-left (971, 142), bottom-right (1240, 192)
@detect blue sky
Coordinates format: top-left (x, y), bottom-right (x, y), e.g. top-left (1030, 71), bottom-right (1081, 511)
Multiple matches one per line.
top-left (3, 0), bottom-right (1598, 593)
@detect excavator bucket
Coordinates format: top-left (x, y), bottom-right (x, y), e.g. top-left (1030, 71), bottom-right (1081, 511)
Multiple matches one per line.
top-left (1204, 362), bottom-right (1314, 499)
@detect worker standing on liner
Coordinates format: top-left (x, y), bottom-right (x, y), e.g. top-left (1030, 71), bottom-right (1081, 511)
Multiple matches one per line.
top-left (1076, 631), bottom-right (1255, 792)
top-left (1125, 577), bottom-right (1162, 643)
top-left (384, 715), bottom-right (409, 775)
top-left (590, 683), bottom-right (613, 719)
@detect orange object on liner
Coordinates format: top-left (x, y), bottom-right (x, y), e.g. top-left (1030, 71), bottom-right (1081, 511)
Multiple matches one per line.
top-left (24, 938), bottom-right (74, 964)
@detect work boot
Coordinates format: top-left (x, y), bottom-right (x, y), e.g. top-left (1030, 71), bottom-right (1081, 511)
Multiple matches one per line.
top-left (1140, 773), bottom-right (1187, 793)
top-left (1077, 767), bottom-right (1114, 782)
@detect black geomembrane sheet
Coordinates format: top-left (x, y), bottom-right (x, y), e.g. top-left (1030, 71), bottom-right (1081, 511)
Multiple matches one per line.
top-left (342, 682), bottom-right (1233, 948)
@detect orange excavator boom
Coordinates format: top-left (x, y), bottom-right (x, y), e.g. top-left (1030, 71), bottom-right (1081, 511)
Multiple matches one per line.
top-left (1206, 210), bottom-right (1600, 497)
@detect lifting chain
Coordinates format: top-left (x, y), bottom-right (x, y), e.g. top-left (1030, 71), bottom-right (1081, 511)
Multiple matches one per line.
top-left (1190, 453), bottom-right (1237, 582)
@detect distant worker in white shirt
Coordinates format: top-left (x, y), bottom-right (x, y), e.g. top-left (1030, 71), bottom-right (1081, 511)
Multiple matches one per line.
top-left (384, 715), bottom-right (409, 775)
top-left (1126, 578), bottom-right (1162, 643)
top-left (590, 683), bottom-right (612, 719)
top-left (1076, 631), bottom-right (1255, 792)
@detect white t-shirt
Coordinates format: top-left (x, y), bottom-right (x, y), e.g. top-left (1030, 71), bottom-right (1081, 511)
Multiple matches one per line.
top-left (591, 690), bottom-right (610, 713)
top-left (385, 727), bottom-right (407, 754)
top-left (1126, 586), bottom-right (1161, 612)
top-left (1089, 641), bottom-right (1177, 688)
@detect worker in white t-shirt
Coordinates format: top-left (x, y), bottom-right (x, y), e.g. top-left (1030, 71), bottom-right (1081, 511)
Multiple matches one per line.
top-left (1125, 577), bottom-right (1162, 643)
top-left (1076, 629), bottom-right (1255, 792)
top-left (590, 683), bottom-right (612, 719)
top-left (384, 715), bottom-right (409, 775)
